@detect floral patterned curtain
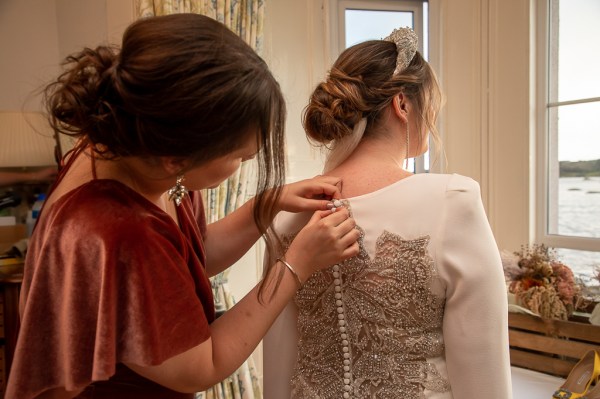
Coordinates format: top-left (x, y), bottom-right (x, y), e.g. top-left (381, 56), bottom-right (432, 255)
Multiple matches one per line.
top-left (136, 0), bottom-right (264, 53)
top-left (134, 1), bottom-right (265, 398)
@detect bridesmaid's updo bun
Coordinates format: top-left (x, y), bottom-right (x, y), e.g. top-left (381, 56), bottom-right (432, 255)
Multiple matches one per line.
top-left (45, 45), bottom-right (123, 156)
top-left (44, 13), bottom-right (286, 167)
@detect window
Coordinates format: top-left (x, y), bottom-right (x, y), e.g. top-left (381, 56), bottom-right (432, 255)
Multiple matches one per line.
top-left (328, 0), bottom-right (429, 173)
top-left (537, 0), bottom-right (600, 282)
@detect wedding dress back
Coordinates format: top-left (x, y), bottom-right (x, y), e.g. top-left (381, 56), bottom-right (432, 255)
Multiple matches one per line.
top-left (264, 173), bottom-right (512, 399)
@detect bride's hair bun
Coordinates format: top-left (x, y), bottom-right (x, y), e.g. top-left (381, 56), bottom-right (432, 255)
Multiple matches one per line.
top-left (303, 40), bottom-right (402, 145)
top-left (304, 39), bottom-right (440, 150)
top-left (303, 68), bottom-right (368, 144)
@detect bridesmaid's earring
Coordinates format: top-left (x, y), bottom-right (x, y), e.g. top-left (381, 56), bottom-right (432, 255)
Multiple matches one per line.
top-left (168, 175), bottom-right (186, 206)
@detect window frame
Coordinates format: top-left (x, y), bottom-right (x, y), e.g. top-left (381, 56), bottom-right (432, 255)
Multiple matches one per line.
top-left (331, 0), bottom-right (424, 55)
top-left (327, 0), bottom-right (428, 173)
top-left (535, 0), bottom-right (600, 255)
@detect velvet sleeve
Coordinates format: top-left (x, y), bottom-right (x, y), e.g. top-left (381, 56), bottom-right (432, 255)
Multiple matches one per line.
top-left (437, 175), bottom-right (513, 398)
top-left (7, 183), bottom-right (213, 398)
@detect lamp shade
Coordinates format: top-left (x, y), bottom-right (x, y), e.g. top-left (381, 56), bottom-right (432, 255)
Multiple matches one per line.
top-left (0, 112), bottom-right (56, 167)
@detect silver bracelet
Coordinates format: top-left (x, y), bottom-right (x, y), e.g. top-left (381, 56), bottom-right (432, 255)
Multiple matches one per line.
top-left (277, 258), bottom-right (303, 287)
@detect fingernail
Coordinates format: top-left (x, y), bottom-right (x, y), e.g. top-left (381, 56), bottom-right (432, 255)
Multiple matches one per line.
top-left (331, 207), bottom-right (337, 212)
top-left (326, 202), bottom-right (334, 210)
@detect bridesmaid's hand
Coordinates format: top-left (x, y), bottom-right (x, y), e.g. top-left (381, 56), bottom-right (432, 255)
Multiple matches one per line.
top-left (284, 207), bottom-right (360, 282)
top-left (277, 175), bottom-right (342, 213)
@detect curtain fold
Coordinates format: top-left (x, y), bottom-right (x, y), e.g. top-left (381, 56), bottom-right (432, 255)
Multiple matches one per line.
top-left (134, 1), bottom-right (265, 398)
top-left (136, 0), bottom-right (264, 53)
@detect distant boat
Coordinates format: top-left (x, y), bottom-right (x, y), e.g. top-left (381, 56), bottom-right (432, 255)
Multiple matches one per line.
top-left (569, 188), bottom-right (582, 191)
top-left (586, 190), bottom-right (600, 194)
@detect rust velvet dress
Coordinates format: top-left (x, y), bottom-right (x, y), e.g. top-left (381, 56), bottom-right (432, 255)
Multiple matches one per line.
top-left (6, 180), bottom-right (215, 398)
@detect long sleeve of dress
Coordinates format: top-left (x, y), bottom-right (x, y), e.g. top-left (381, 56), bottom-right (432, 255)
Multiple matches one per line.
top-left (437, 175), bottom-right (513, 398)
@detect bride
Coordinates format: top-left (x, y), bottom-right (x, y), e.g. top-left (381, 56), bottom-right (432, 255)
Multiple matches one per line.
top-left (263, 27), bottom-right (512, 398)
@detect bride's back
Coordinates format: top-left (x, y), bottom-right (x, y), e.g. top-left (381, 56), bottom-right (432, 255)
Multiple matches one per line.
top-left (264, 29), bottom-right (512, 399)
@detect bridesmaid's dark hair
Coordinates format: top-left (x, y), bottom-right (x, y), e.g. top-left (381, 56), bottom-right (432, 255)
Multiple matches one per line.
top-left (44, 13), bottom-right (286, 290)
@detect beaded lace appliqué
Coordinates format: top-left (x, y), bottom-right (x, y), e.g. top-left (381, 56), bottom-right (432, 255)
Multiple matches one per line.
top-left (283, 202), bottom-right (450, 398)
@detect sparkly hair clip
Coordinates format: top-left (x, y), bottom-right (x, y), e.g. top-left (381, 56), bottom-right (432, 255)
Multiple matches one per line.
top-left (383, 27), bottom-right (418, 75)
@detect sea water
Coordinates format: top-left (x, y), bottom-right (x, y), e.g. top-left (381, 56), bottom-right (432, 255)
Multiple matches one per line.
top-left (555, 176), bottom-right (600, 286)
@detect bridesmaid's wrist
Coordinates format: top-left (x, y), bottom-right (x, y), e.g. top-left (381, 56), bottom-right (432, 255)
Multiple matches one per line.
top-left (282, 252), bottom-right (311, 284)
top-left (277, 258), bottom-right (303, 288)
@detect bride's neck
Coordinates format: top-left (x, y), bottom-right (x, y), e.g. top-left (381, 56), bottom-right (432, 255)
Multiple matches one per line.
top-left (326, 136), bottom-right (412, 198)
top-left (336, 135), bottom-right (407, 171)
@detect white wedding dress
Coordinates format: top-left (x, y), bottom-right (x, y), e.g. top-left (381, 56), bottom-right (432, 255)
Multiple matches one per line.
top-left (264, 173), bottom-right (512, 398)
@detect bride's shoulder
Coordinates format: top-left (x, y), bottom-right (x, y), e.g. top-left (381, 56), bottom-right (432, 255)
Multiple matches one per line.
top-left (422, 173), bottom-right (480, 193)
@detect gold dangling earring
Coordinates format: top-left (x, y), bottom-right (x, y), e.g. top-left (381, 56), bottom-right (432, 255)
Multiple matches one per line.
top-left (168, 175), bottom-right (186, 206)
top-left (404, 124), bottom-right (410, 170)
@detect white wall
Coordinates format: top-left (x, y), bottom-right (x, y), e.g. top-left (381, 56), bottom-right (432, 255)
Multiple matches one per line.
top-left (55, 0), bottom-right (107, 60)
top-left (432, 0), bottom-right (533, 251)
top-left (0, 0), bottom-right (134, 112)
top-left (0, 0), bottom-right (61, 111)
top-left (262, 1), bottom-right (330, 182)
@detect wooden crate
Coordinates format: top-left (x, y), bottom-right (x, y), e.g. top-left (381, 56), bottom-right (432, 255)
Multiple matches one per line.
top-left (508, 312), bottom-right (600, 378)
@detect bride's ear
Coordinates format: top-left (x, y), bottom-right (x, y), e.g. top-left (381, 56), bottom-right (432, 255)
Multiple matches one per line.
top-left (392, 93), bottom-right (409, 123)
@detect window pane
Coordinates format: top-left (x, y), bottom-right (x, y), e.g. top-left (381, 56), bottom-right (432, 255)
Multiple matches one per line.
top-left (549, 0), bottom-right (600, 103)
top-left (547, 102), bottom-right (600, 239)
top-left (554, 248), bottom-right (600, 287)
top-left (556, 102), bottom-right (600, 163)
top-left (345, 10), bottom-right (413, 47)
top-left (552, 176), bottom-right (600, 238)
